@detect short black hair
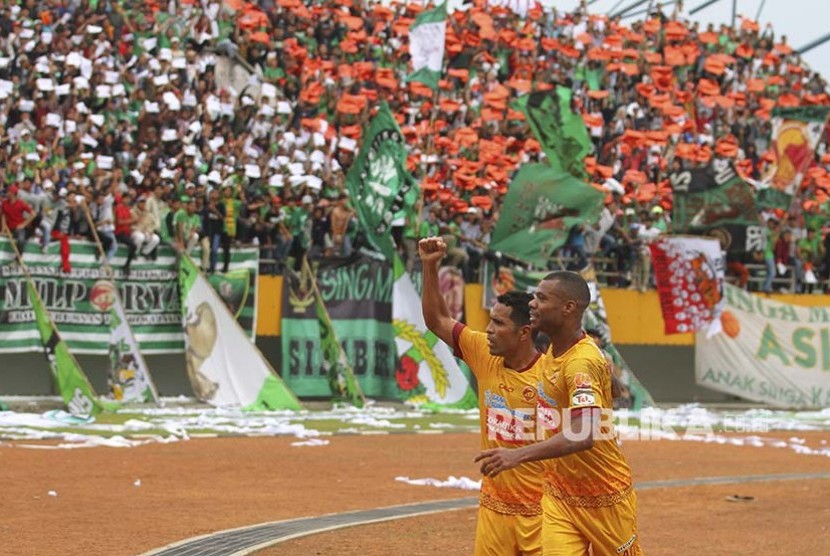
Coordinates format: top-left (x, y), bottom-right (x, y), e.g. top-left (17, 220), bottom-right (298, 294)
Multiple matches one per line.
top-left (496, 291), bottom-right (533, 327)
top-left (543, 271), bottom-right (591, 309)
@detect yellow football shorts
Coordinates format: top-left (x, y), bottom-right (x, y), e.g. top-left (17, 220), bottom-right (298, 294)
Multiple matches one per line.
top-left (541, 490), bottom-right (642, 556)
top-left (475, 505), bottom-right (543, 556)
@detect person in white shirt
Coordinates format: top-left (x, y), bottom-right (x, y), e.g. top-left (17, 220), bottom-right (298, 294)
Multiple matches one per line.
top-left (631, 214), bottom-right (662, 292)
top-left (131, 196), bottom-right (161, 259)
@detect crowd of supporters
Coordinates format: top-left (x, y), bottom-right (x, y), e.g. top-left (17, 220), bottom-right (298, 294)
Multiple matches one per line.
top-left (1, 0), bottom-right (829, 292)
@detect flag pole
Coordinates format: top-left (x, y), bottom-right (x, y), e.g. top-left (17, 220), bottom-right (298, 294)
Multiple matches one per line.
top-left (82, 202), bottom-right (161, 404)
top-left (415, 85), bottom-right (442, 234)
top-left (3, 225), bottom-right (44, 306)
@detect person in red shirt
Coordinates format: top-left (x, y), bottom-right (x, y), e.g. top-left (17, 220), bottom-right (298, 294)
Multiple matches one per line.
top-left (114, 192), bottom-right (138, 274)
top-left (1, 185), bottom-right (36, 258)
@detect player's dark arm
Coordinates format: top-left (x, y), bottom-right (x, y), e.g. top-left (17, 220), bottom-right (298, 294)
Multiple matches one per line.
top-left (476, 409), bottom-right (598, 477)
top-left (420, 239), bottom-right (457, 347)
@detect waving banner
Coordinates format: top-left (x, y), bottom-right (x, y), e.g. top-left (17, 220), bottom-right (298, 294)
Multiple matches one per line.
top-left (107, 293), bottom-right (159, 403)
top-left (29, 280), bottom-right (105, 416)
top-left (516, 88), bottom-right (593, 180)
top-left (345, 102), bottom-right (417, 261)
top-left (650, 236), bottom-right (725, 335)
top-left (697, 284), bottom-right (830, 408)
top-left (407, 2), bottom-right (446, 90)
top-left (669, 158), bottom-right (760, 232)
top-left (758, 106), bottom-right (830, 209)
top-left (490, 164), bottom-right (604, 267)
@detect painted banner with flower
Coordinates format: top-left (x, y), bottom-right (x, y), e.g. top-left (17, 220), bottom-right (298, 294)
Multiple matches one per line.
top-left (650, 236), bottom-right (725, 335)
top-left (392, 256), bottom-right (476, 408)
top-left (280, 255), bottom-right (475, 407)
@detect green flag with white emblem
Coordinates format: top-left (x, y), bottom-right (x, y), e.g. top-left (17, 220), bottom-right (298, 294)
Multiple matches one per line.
top-left (345, 102), bottom-right (417, 261)
top-left (406, 3), bottom-right (447, 90)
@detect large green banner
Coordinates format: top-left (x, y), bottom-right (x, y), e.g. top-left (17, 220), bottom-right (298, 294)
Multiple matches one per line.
top-left (281, 255), bottom-right (401, 398)
top-left (489, 164), bottom-right (605, 268)
top-left (0, 239), bottom-right (258, 354)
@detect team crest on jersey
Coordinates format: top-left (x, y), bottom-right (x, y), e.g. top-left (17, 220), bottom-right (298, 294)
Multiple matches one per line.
top-left (521, 386), bottom-right (537, 402)
top-left (573, 372), bottom-right (592, 389)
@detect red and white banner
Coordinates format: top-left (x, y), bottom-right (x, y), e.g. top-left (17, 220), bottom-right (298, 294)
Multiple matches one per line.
top-left (650, 236), bottom-right (725, 335)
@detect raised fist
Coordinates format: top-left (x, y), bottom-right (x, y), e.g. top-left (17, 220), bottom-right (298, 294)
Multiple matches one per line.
top-left (418, 236), bottom-right (446, 266)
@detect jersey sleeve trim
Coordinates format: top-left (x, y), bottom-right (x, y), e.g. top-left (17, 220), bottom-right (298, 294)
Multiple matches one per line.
top-left (452, 322), bottom-right (466, 359)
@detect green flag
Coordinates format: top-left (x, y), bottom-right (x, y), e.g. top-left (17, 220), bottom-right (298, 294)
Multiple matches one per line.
top-left (29, 282), bottom-right (104, 416)
top-left (489, 164), bottom-right (605, 268)
top-left (516, 88), bottom-right (593, 180)
top-left (406, 3), bottom-right (447, 90)
top-left (346, 102), bottom-right (416, 260)
top-left (669, 158), bottom-right (760, 232)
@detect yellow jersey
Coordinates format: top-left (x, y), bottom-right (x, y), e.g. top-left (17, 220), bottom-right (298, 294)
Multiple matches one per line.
top-left (453, 323), bottom-right (545, 516)
top-left (536, 333), bottom-right (633, 508)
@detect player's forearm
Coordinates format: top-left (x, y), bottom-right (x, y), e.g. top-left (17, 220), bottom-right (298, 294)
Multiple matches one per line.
top-left (515, 428), bottom-right (594, 464)
top-left (421, 259), bottom-right (451, 331)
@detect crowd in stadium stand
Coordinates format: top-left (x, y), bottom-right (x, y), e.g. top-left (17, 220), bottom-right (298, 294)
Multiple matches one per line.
top-left (1, 0), bottom-right (830, 293)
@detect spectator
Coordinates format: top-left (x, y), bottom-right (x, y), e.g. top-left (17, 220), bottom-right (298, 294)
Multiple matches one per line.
top-left (309, 204), bottom-right (333, 260)
top-left (221, 186), bottom-right (242, 273)
top-left (16, 178), bottom-right (50, 253)
top-left (329, 193), bottom-right (354, 257)
top-left (202, 189), bottom-right (226, 274)
top-left (132, 196), bottom-right (161, 262)
top-left (175, 196), bottom-right (203, 260)
top-left (762, 217), bottom-right (780, 293)
top-left (90, 189), bottom-right (117, 262)
top-left (631, 214), bottom-right (662, 292)
top-left (1, 185), bottom-right (35, 256)
top-left (51, 190), bottom-right (78, 273)
top-left (798, 228), bottom-right (824, 293)
top-left (774, 228), bottom-right (800, 293)
top-left (114, 193), bottom-right (138, 273)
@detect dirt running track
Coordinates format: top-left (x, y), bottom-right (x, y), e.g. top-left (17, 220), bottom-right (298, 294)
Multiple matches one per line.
top-left (1, 432), bottom-right (829, 555)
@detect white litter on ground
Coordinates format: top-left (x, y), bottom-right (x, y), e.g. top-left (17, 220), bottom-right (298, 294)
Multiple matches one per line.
top-left (2, 403), bottom-right (829, 453)
top-left (395, 476), bottom-right (482, 490)
top-left (291, 438), bottom-right (330, 447)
